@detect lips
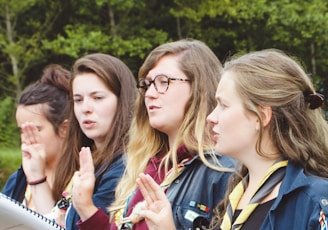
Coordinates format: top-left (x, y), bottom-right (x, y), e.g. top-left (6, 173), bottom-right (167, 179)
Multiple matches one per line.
top-left (82, 120), bottom-right (96, 129)
top-left (211, 129), bottom-right (220, 141)
top-left (148, 105), bottom-right (160, 111)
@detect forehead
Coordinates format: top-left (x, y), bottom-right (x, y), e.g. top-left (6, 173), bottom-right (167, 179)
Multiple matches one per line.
top-left (16, 104), bottom-right (46, 126)
top-left (147, 55), bottom-right (184, 78)
top-left (216, 72), bottom-right (237, 94)
top-left (73, 73), bottom-right (108, 92)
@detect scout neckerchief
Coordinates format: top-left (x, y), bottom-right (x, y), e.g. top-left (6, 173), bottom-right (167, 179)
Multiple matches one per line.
top-left (221, 160), bottom-right (288, 230)
top-left (160, 157), bottom-right (192, 190)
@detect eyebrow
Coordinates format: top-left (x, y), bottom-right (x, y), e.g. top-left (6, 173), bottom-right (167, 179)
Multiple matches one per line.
top-left (73, 91), bottom-right (106, 97)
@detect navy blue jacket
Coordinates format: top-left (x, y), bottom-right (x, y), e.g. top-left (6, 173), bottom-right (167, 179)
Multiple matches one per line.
top-left (2, 166), bottom-right (27, 202)
top-left (260, 161), bottom-right (328, 230)
top-left (166, 153), bottom-right (235, 230)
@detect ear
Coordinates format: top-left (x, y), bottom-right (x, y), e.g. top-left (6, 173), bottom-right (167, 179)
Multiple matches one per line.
top-left (58, 119), bottom-right (68, 139)
top-left (258, 106), bottom-right (272, 128)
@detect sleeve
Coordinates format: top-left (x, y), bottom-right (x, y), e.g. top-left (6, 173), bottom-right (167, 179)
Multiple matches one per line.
top-left (77, 208), bottom-right (110, 230)
top-left (308, 198), bottom-right (328, 230)
top-left (65, 157), bottom-right (125, 230)
top-left (2, 167), bottom-right (27, 202)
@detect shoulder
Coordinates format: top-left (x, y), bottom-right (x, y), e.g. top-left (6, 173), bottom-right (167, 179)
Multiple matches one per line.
top-left (281, 162), bottom-right (328, 212)
top-left (2, 167), bottom-right (27, 201)
top-left (95, 153), bottom-right (125, 185)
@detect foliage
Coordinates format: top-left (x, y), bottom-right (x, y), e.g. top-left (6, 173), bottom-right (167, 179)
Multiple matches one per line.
top-left (0, 146), bottom-right (21, 190)
top-left (0, 0), bottom-right (327, 146)
top-left (0, 97), bottom-right (19, 147)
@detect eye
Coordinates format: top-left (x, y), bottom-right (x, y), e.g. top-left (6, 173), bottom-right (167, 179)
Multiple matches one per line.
top-left (94, 95), bottom-right (104, 100)
top-left (73, 96), bottom-right (82, 103)
top-left (138, 79), bottom-right (150, 89)
top-left (156, 75), bottom-right (169, 85)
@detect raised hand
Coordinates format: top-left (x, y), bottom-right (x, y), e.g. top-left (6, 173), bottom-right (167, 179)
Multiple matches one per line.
top-left (136, 173), bottom-right (176, 230)
top-left (21, 122), bottom-right (46, 181)
top-left (72, 147), bottom-right (98, 221)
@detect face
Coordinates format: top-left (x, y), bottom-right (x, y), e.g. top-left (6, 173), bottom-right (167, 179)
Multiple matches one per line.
top-left (73, 73), bottom-right (118, 148)
top-left (16, 104), bottom-right (64, 163)
top-left (207, 71), bottom-right (259, 161)
top-left (144, 55), bottom-right (191, 139)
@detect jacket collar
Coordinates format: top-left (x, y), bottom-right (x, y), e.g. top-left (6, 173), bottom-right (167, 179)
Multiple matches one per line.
top-left (271, 161), bottom-right (309, 210)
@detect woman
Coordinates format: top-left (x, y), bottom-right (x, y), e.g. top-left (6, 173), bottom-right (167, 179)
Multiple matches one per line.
top-left (2, 64), bottom-right (71, 215)
top-left (51, 53), bottom-right (137, 229)
top-left (208, 49), bottom-right (328, 229)
top-left (138, 49), bottom-right (328, 230)
top-left (76, 39), bottom-right (235, 230)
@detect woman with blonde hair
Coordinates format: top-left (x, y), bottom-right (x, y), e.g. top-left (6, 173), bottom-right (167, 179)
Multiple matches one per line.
top-left (137, 49), bottom-right (328, 230)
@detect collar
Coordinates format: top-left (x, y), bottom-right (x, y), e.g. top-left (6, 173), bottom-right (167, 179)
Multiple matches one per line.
top-left (271, 161), bottom-right (309, 210)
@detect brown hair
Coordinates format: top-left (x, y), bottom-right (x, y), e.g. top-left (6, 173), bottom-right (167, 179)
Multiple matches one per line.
top-left (18, 64), bottom-right (71, 134)
top-left (52, 53), bottom-right (136, 201)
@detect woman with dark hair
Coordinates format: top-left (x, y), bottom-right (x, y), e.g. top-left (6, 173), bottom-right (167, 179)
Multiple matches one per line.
top-left (2, 64), bottom-right (71, 215)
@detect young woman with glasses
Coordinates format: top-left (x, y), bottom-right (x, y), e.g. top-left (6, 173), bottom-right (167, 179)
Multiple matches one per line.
top-left (75, 39), bottom-right (235, 230)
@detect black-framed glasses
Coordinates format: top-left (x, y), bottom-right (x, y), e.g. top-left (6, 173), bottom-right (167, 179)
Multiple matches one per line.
top-left (136, 74), bottom-right (190, 95)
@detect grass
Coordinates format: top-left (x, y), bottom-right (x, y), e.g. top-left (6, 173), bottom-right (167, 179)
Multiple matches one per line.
top-left (0, 146), bottom-right (21, 191)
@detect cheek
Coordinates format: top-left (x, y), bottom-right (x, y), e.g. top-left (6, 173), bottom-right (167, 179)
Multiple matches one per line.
top-left (73, 106), bottom-right (83, 123)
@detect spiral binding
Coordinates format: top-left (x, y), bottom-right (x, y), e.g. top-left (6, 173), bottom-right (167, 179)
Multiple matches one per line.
top-left (0, 192), bottom-right (65, 229)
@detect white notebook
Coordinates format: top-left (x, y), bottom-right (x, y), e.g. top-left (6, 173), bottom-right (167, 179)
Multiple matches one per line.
top-left (0, 192), bottom-right (65, 230)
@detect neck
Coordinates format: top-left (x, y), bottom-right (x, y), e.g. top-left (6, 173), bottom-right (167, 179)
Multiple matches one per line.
top-left (237, 156), bottom-right (282, 209)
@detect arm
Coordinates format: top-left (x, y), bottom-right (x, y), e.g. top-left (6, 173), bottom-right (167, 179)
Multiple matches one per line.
top-left (136, 173), bottom-right (176, 230)
top-left (21, 122), bottom-right (54, 214)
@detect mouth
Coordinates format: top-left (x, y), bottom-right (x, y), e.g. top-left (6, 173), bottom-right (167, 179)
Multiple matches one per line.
top-left (148, 105), bottom-right (160, 111)
top-left (82, 120), bottom-right (96, 128)
top-left (211, 129), bottom-right (220, 141)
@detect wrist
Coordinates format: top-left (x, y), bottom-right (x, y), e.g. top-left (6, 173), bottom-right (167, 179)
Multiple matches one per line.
top-left (28, 176), bottom-right (47, 185)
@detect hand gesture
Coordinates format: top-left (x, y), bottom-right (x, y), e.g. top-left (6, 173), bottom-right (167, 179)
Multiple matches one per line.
top-left (72, 147), bottom-right (98, 221)
top-left (136, 173), bottom-right (176, 230)
top-left (21, 122), bottom-right (46, 181)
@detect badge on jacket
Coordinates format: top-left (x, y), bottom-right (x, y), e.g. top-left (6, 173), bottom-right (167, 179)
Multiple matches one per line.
top-left (320, 209), bottom-right (327, 230)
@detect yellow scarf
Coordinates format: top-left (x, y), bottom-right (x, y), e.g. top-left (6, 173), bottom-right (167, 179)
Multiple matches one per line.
top-left (221, 160), bottom-right (288, 230)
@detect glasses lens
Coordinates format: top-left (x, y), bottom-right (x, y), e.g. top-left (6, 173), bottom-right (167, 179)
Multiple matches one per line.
top-left (155, 75), bottom-right (169, 93)
top-left (137, 79), bottom-right (149, 94)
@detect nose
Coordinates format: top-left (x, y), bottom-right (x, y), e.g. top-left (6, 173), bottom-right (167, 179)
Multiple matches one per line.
top-left (144, 83), bottom-right (158, 98)
top-left (81, 98), bottom-right (93, 113)
top-left (207, 107), bottom-right (218, 124)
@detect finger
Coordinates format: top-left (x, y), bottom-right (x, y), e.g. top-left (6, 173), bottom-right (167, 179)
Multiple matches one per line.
top-left (139, 209), bottom-right (160, 225)
top-left (21, 143), bottom-right (31, 158)
top-left (137, 174), bottom-right (154, 204)
top-left (79, 147), bottom-right (95, 174)
top-left (141, 173), bottom-right (167, 201)
top-left (137, 173), bottom-right (166, 206)
top-left (22, 122), bottom-right (40, 144)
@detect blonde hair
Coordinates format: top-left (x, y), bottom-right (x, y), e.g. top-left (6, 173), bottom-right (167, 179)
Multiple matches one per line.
top-left (110, 39), bottom-right (231, 216)
top-left (211, 49), bottom-right (328, 227)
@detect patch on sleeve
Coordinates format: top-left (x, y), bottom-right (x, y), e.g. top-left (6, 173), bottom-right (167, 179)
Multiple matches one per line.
top-left (319, 209), bottom-right (328, 230)
top-left (184, 209), bottom-right (199, 222)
